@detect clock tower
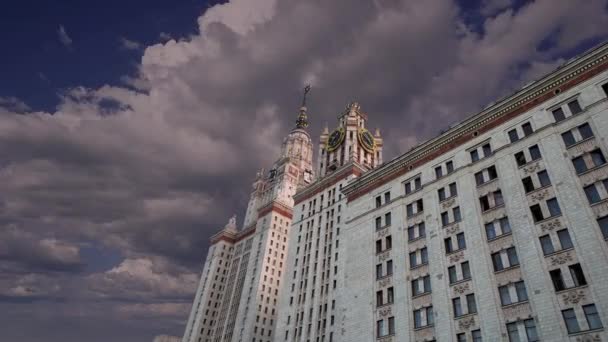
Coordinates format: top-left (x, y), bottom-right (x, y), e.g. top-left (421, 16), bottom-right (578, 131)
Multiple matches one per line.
top-left (318, 102), bottom-right (383, 178)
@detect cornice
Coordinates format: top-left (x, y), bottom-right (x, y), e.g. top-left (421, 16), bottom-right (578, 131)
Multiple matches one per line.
top-left (293, 162), bottom-right (365, 204)
top-left (342, 41), bottom-right (608, 201)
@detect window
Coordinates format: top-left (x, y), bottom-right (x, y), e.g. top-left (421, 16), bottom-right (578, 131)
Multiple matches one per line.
top-left (550, 269), bottom-right (566, 291)
top-left (405, 176), bottom-right (422, 195)
top-left (408, 222), bottom-right (426, 241)
top-left (507, 322), bottom-right (520, 342)
top-left (539, 235), bottom-right (555, 255)
top-left (384, 191), bottom-right (391, 204)
top-left (438, 183), bottom-right (457, 202)
top-left (472, 329), bottom-right (482, 342)
top-left (462, 261), bottom-right (471, 279)
top-left (524, 319), bottom-right (539, 342)
top-left (388, 316), bottom-right (395, 335)
top-left (563, 123), bottom-right (594, 147)
top-left (376, 320), bottom-right (385, 337)
top-left (538, 170), bottom-right (551, 187)
top-left (568, 99), bottom-right (582, 115)
top-left (471, 150), bottom-right (479, 162)
top-left (449, 261), bottom-right (470, 284)
top-left (499, 281), bottom-right (528, 306)
top-left (375, 196), bottom-right (381, 208)
top-left (457, 333), bottom-right (466, 342)
top-left (583, 304), bottom-right (603, 330)
top-left (570, 263), bottom-right (587, 287)
top-left (530, 198), bottom-right (561, 222)
top-left (475, 165), bottom-right (498, 186)
top-left (557, 229), bottom-right (573, 249)
top-left (548, 198), bottom-right (562, 217)
top-left (508, 129), bottom-right (519, 143)
top-left (480, 190), bottom-right (503, 211)
top-left (413, 306), bottom-right (433, 328)
top-left (529, 145), bottom-right (542, 161)
top-left (385, 212), bottom-right (391, 226)
top-left (522, 122), bottom-right (533, 136)
top-left (375, 217), bottom-right (382, 229)
top-left (446, 160), bottom-right (454, 174)
top-left (492, 247), bottom-right (519, 271)
top-left (485, 217), bottom-right (511, 240)
top-left (407, 199), bottom-right (424, 217)
top-left (598, 215), bottom-right (608, 239)
top-left (412, 275), bottom-right (431, 296)
top-left (552, 107), bottom-right (566, 122)
top-left (445, 233), bottom-right (466, 254)
top-left (603, 82), bottom-right (608, 97)
top-left (376, 291), bottom-right (383, 307)
top-left (563, 309), bottom-right (581, 334)
top-left (435, 166), bottom-right (443, 179)
top-left (453, 298), bottom-right (463, 317)
top-left (387, 287), bottom-right (394, 304)
top-left (574, 149), bottom-right (607, 174)
top-left (467, 294), bottom-right (477, 314)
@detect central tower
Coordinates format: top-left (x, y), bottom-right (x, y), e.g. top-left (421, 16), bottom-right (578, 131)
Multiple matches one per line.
top-left (318, 102), bottom-right (383, 177)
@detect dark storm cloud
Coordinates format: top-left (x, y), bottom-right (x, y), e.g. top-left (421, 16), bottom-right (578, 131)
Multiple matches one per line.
top-left (1, 0), bottom-right (608, 341)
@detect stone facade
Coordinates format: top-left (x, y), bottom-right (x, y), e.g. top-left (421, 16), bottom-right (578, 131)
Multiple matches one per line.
top-left (338, 43), bottom-right (608, 342)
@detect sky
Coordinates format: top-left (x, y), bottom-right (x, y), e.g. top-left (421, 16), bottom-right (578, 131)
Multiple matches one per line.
top-left (1, 0), bottom-right (608, 341)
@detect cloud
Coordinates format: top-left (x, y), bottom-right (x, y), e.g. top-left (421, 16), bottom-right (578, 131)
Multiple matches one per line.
top-left (57, 25), bottom-right (72, 47)
top-left (120, 37), bottom-right (142, 50)
top-left (159, 32), bottom-right (173, 41)
top-left (1, 0), bottom-right (608, 341)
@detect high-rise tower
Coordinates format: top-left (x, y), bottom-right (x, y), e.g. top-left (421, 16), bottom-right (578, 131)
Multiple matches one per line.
top-left (182, 94), bottom-right (314, 342)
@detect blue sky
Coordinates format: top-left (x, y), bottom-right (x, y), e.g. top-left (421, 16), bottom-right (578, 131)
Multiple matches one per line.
top-left (1, 1), bottom-right (608, 341)
top-left (0, 0), bottom-right (223, 111)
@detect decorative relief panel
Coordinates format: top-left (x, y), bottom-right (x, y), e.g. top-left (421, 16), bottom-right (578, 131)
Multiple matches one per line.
top-left (410, 265), bottom-right (429, 279)
top-left (377, 227), bottom-right (390, 238)
top-left (445, 224), bottom-right (461, 235)
top-left (527, 188), bottom-right (552, 204)
top-left (560, 288), bottom-right (588, 306)
top-left (477, 178), bottom-right (500, 197)
top-left (549, 251), bottom-right (575, 267)
top-left (452, 282), bottom-right (471, 296)
top-left (448, 251), bottom-right (465, 264)
top-left (413, 326), bottom-right (435, 341)
top-left (377, 276), bottom-right (393, 288)
top-left (521, 161), bottom-right (542, 176)
top-left (377, 336), bottom-right (394, 342)
top-left (378, 251), bottom-right (391, 263)
top-left (540, 218), bottom-right (563, 233)
top-left (568, 137), bottom-right (597, 157)
top-left (495, 267), bottom-right (523, 286)
top-left (377, 305), bottom-right (393, 319)
top-left (441, 198), bottom-right (456, 210)
top-left (457, 315), bottom-right (476, 331)
top-left (488, 234), bottom-right (514, 254)
top-left (408, 211), bottom-right (424, 223)
top-left (579, 164), bottom-right (608, 187)
top-left (408, 238), bottom-right (427, 252)
top-left (591, 199), bottom-right (608, 218)
top-left (412, 293), bottom-right (432, 308)
top-left (503, 302), bottom-right (532, 323)
top-left (482, 206), bottom-right (507, 223)
top-left (574, 333), bottom-right (602, 342)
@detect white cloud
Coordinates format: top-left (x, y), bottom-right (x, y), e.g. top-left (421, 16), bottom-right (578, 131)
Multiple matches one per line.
top-left (57, 25), bottom-right (72, 47)
top-left (0, 96), bottom-right (30, 113)
top-left (120, 37), bottom-right (142, 50)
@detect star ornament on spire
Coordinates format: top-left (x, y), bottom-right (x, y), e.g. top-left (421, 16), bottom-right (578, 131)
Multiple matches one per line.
top-left (296, 85), bottom-right (311, 129)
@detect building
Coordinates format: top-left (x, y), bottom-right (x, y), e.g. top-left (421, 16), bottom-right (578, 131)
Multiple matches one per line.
top-left (182, 102), bottom-right (315, 342)
top-left (274, 102), bottom-right (384, 342)
top-left (186, 41), bottom-right (608, 342)
top-left (334, 43), bottom-right (608, 342)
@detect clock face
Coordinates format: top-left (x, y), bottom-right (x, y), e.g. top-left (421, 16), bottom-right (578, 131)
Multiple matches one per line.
top-left (326, 128), bottom-right (345, 152)
top-left (359, 129), bottom-right (376, 153)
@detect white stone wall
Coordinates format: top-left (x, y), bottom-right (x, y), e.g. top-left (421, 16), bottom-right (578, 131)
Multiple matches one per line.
top-left (340, 70), bottom-right (608, 342)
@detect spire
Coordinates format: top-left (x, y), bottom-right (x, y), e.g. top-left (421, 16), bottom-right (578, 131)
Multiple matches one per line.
top-left (295, 85), bottom-right (311, 129)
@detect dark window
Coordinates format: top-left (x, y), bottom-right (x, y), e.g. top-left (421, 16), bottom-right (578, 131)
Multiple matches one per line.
top-left (515, 151), bottom-right (527, 166)
top-left (454, 207), bottom-right (462, 222)
top-left (515, 281), bottom-right (528, 302)
top-left (385, 212), bottom-right (392, 226)
top-left (421, 247), bottom-right (428, 264)
top-left (488, 165), bottom-right (498, 179)
top-left (384, 192), bottom-right (391, 204)
top-left (407, 226), bottom-right (415, 241)
top-left (522, 176), bottom-right (535, 193)
top-left (562, 130), bottom-right (576, 147)
top-left (501, 217), bottom-right (511, 234)
top-left (495, 190), bottom-right (504, 206)
top-left (557, 229), bottom-right (573, 249)
top-left (457, 233), bottom-right (466, 250)
top-left (376, 264), bottom-right (382, 279)
top-left (375, 217), bottom-right (382, 229)
top-left (405, 182), bottom-right (412, 195)
top-left (376, 240), bottom-right (382, 254)
top-left (540, 235), bottom-right (554, 255)
top-left (524, 319), bottom-right (539, 342)
top-left (475, 171), bottom-right (484, 186)
top-left (472, 330), bottom-right (482, 342)
top-left (598, 216), bottom-right (608, 239)
top-left (438, 188), bottom-right (446, 201)
top-left (547, 198), bottom-right (562, 217)
top-left (550, 269), bottom-right (566, 291)
top-left (448, 266), bottom-right (457, 284)
top-left (562, 308), bottom-right (581, 334)
top-left (414, 177), bottom-right (422, 190)
top-left (583, 304), bottom-right (603, 330)
top-left (522, 122), bottom-right (533, 136)
top-left (529, 145), bottom-right (542, 161)
top-left (406, 204), bottom-right (413, 217)
top-left (483, 144), bottom-right (492, 157)
top-left (446, 161), bottom-right (454, 173)
top-left (579, 123), bottom-right (594, 140)
top-left (385, 236), bottom-right (392, 250)
top-left (471, 150), bottom-right (480, 162)
top-left (508, 129), bottom-right (519, 143)
top-left (388, 317), bottom-right (395, 335)
top-left (552, 107), bottom-right (566, 122)
top-left (499, 285), bottom-right (511, 305)
top-left (603, 83), bottom-right (608, 97)
top-left (445, 237), bottom-right (453, 254)
top-left (506, 247), bottom-right (519, 266)
top-left (480, 195), bottom-right (490, 211)
top-left (486, 222), bottom-right (497, 240)
top-left (466, 294), bottom-right (477, 314)
top-left (572, 156), bottom-right (588, 174)
top-left (590, 149), bottom-right (607, 167)
top-left (413, 309), bottom-right (422, 328)
top-left (568, 99), bottom-right (582, 115)
top-left (387, 287), bottom-right (394, 304)
top-left (409, 252), bottom-right (416, 268)
top-left (376, 291), bottom-right (383, 306)
top-left (419, 222), bottom-right (426, 238)
top-left (507, 322), bottom-right (519, 342)
top-left (441, 212), bottom-right (449, 227)
top-left (376, 196), bottom-right (382, 208)
top-left (492, 252), bottom-right (504, 271)
top-left (462, 261), bottom-right (471, 279)
top-left (452, 298), bottom-right (463, 317)
top-left (386, 260), bottom-right (393, 276)
top-left (569, 263), bottom-right (587, 287)
top-left (449, 183), bottom-right (457, 197)
top-left (538, 170), bottom-right (551, 187)
top-left (435, 166), bottom-right (443, 179)
top-left (457, 333), bottom-right (466, 342)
